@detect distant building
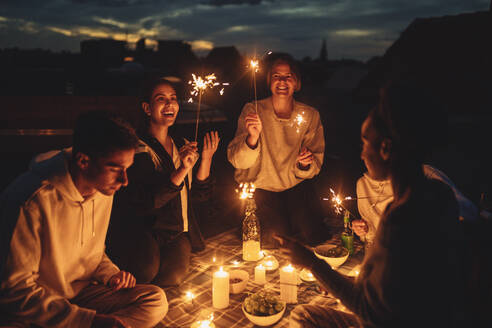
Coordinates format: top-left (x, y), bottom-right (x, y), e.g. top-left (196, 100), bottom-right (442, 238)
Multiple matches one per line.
top-left (204, 46), bottom-right (243, 80)
top-left (80, 39), bottom-right (127, 68)
top-left (156, 40), bottom-right (199, 73)
top-left (354, 10), bottom-right (492, 114)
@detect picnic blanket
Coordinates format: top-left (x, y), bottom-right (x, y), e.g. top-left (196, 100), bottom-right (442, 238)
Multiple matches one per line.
top-left (159, 228), bottom-right (364, 328)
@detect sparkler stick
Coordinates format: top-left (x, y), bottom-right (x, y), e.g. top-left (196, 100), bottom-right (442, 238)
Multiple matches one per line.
top-left (195, 90), bottom-right (203, 142)
top-left (188, 73), bottom-right (228, 142)
top-left (250, 59), bottom-right (259, 114)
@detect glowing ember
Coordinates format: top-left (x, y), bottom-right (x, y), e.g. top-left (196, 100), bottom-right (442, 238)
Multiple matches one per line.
top-left (235, 182), bottom-right (256, 199)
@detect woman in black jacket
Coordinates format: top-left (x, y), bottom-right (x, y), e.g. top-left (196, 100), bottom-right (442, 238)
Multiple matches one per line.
top-left (107, 77), bottom-right (219, 286)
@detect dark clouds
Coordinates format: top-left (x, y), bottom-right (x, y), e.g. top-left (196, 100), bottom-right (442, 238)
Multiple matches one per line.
top-left (0, 0), bottom-right (489, 60)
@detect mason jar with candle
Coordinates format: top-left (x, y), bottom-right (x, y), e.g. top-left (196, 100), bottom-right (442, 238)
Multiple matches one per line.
top-left (242, 197), bottom-right (261, 261)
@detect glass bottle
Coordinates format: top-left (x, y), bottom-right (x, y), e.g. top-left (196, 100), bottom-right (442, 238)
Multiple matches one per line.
top-left (242, 197), bottom-right (261, 261)
top-left (340, 209), bottom-right (354, 255)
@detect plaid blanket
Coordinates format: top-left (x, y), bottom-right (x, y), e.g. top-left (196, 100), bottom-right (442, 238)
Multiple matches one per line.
top-left (159, 228), bottom-right (363, 328)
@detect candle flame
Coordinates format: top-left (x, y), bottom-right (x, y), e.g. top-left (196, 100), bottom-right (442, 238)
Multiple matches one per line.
top-left (283, 264), bottom-right (294, 272)
top-left (235, 182), bottom-right (256, 199)
top-left (265, 260), bottom-right (273, 267)
top-left (258, 264), bottom-right (265, 269)
top-left (196, 313), bottom-right (214, 328)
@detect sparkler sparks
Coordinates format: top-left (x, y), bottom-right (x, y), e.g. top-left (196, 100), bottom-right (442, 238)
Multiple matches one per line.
top-left (294, 111), bottom-right (305, 133)
top-left (235, 182), bottom-right (256, 199)
top-left (188, 73), bottom-right (228, 141)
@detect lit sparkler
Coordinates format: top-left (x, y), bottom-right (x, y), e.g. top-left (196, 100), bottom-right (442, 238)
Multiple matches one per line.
top-left (188, 73), bottom-right (228, 142)
top-left (235, 182), bottom-right (256, 199)
top-left (325, 188), bottom-right (359, 219)
top-left (294, 110), bottom-right (305, 133)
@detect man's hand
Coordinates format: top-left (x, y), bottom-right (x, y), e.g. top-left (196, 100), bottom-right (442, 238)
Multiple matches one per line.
top-left (273, 234), bottom-right (316, 270)
top-left (296, 147), bottom-right (313, 168)
top-left (201, 131), bottom-right (220, 161)
top-left (351, 219), bottom-right (369, 237)
top-left (108, 271), bottom-right (136, 291)
top-left (245, 113), bottom-right (262, 148)
top-left (91, 314), bottom-right (129, 328)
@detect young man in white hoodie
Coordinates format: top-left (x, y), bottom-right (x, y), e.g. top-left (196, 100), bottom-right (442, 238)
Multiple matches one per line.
top-left (0, 111), bottom-right (168, 328)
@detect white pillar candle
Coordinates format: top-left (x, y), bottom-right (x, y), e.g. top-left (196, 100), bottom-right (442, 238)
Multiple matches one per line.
top-left (280, 264), bottom-right (297, 303)
top-left (255, 264), bottom-right (266, 285)
top-left (212, 266), bottom-right (229, 309)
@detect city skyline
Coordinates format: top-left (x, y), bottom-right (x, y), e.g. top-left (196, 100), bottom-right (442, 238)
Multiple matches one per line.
top-left (0, 0), bottom-right (489, 61)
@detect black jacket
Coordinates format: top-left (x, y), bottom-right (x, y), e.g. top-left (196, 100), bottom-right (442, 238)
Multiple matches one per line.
top-left (110, 133), bottom-right (212, 252)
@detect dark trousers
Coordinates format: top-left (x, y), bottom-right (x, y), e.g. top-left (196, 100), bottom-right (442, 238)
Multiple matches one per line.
top-left (254, 179), bottom-right (331, 248)
top-left (106, 225), bottom-right (192, 287)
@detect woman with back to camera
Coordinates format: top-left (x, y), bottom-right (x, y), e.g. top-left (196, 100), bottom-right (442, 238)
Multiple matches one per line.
top-left (107, 77), bottom-right (219, 286)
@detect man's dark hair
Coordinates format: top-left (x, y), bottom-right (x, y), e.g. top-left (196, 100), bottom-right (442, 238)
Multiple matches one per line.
top-left (265, 52), bottom-right (301, 91)
top-left (72, 110), bottom-right (139, 160)
top-left (369, 80), bottom-right (446, 196)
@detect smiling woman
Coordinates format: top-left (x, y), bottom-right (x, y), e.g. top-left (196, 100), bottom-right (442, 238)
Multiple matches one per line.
top-left (227, 53), bottom-right (330, 249)
top-left (106, 76), bottom-right (221, 287)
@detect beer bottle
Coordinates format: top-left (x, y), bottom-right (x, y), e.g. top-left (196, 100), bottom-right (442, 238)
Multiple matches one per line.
top-left (341, 209), bottom-right (354, 255)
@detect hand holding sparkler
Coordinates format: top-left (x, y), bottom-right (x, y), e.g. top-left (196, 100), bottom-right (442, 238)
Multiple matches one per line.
top-left (296, 147), bottom-right (313, 169)
top-left (179, 140), bottom-right (199, 170)
top-left (351, 219), bottom-right (369, 237)
top-left (245, 112), bottom-right (262, 148)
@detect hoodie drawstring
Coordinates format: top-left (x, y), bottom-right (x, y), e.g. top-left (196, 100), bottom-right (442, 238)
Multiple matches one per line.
top-left (79, 202), bottom-right (84, 247)
top-left (92, 199), bottom-right (95, 237)
top-left (79, 200), bottom-right (96, 247)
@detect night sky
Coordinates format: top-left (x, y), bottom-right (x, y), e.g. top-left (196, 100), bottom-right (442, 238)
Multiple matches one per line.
top-left (0, 0), bottom-right (489, 61)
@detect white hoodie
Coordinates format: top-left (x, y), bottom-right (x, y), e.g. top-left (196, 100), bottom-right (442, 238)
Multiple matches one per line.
top-left (0, 149), bottom-right (120, 327)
